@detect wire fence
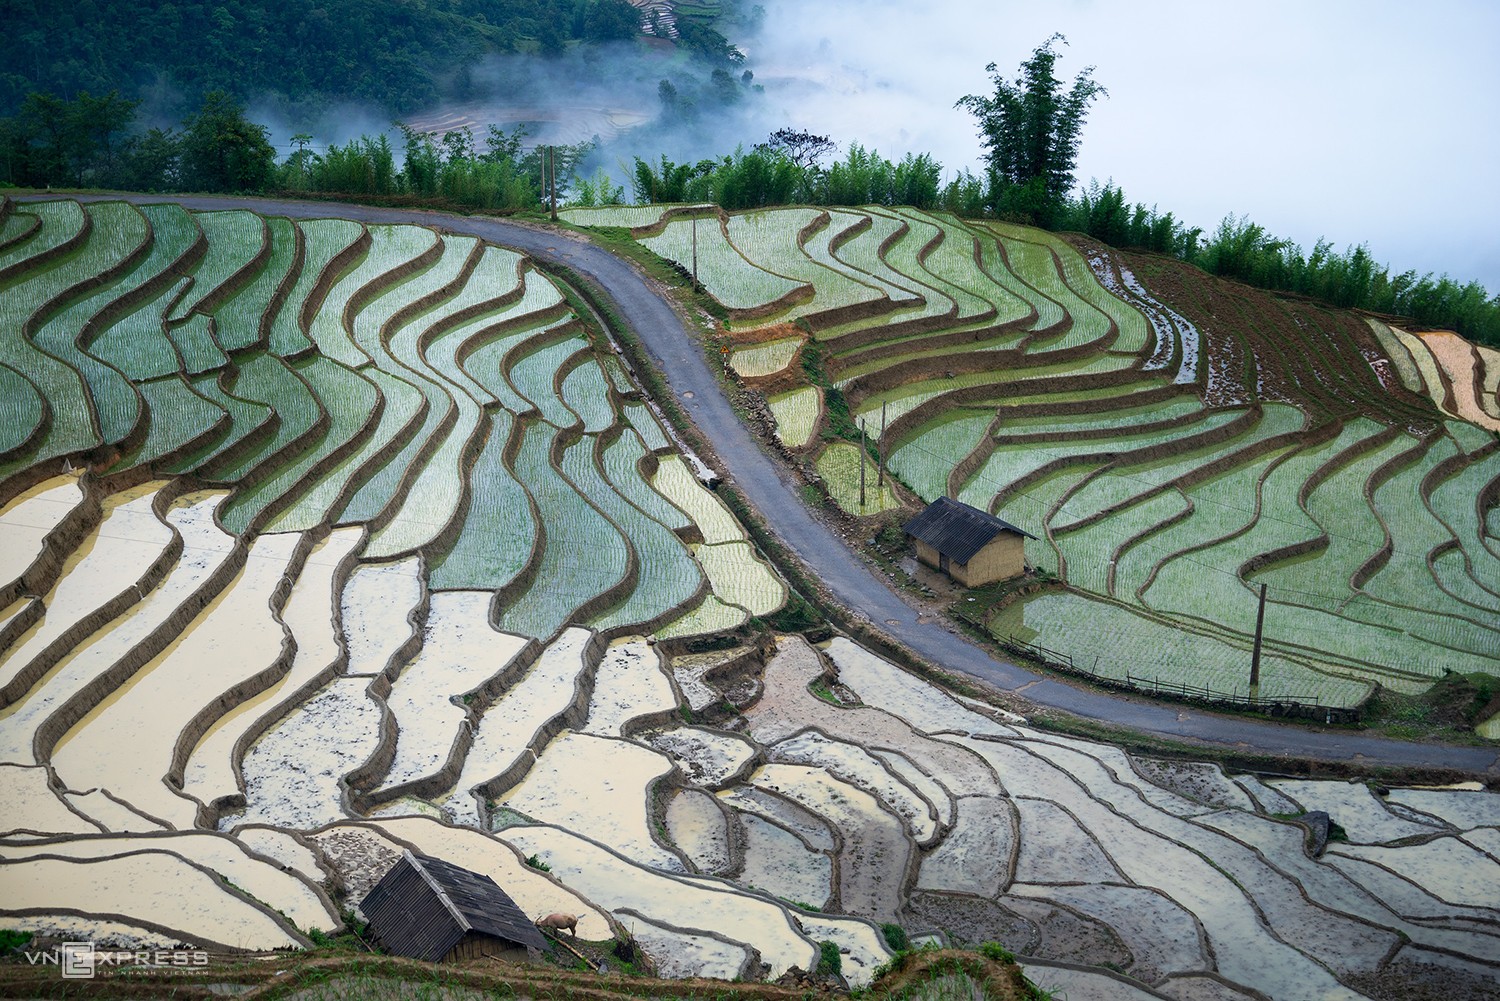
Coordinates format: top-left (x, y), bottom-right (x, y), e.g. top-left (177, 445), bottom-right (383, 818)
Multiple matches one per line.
top-left (996, 633), bottom-right (1361, 724)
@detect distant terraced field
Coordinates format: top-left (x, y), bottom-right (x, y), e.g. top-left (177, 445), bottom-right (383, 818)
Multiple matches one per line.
top-left (565, 203), bottom-right (1500, 713)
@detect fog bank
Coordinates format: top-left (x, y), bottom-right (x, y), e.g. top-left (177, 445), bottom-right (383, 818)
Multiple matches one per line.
top-left (749, 0), bottom-right (1500, 291)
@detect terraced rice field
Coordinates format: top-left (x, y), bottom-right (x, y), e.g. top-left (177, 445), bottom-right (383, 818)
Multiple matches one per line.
top-left (2, 196), bottom-right (1498, 1001)
top-left (571, 204), bottom-right (1500, 712)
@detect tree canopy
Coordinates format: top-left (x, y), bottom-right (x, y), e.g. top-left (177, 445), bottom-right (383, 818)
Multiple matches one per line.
top-left (0, 0), bottom-right (656, 116)
top-left (957, 34), bottom-right (1106, 226)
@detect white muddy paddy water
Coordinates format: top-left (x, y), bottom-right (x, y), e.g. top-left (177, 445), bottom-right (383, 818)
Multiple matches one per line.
top-left (50, 532), bottom-right (302, 829)
top-left (581, 638), bottom-right (675, 736)
top-left (443, 627), bottom-right (591, 826)
top-left (231, 676), bottom-right (383, 830)
top-left (0, 491), bottom-right (234, 766)
top-left (340, 556), bottom-right (423, 676)
top-left (0, 473), bottom-right (85, 587)
top-left (501, 731), bottom-right (683, 871)
top-left (181, 528), bottom-right (364, 807)
top-left (0, 481), bottom-right (172, 692)
top-left (645, 725), bottom-right (757, 787)
top-left (0, 851), bottom-right (300, 950)
top-left (377, 591), bottom-right (529, 792)
top-left (503, 824), bottom-right (819, 977)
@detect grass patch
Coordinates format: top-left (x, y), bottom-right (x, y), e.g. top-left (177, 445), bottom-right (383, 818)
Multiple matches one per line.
top-left (1361, 672), bottom-right (1497, 743)
top-left (816, 940), bottom-right (842, 977)
top-left (881, 923), bottom-right (909, 953)
top-left (801, 341), bottom-right (861, 443)
top-left (810, 679), bottom-right (839, 705)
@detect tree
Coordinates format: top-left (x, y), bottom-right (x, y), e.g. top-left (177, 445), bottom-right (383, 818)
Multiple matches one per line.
top-left (957, 34), bottom-right (1106, 226)
top-left (577, 0), bottom-right (641, 44)
top-left (757, 128), bottom-right (834, 170)
top-left (116, 127), bottom-right (181, 192)
top-left (0, 90), bottom-right (140, 187)
top-left (178, 91), bottom-right (276, 192)
top-left (675, 20), bottom-right (744, 65)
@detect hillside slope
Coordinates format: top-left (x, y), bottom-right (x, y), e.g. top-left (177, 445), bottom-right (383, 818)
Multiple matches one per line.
top-left (565, 203), bottom-right (1500, 719)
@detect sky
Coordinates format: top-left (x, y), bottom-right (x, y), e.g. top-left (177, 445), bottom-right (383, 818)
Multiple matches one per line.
top-left (748, 0), bottom-right (1500, 293)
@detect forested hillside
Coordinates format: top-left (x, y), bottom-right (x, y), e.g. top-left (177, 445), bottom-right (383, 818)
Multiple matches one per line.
top-left (0, 0), bottom-right (690, 115)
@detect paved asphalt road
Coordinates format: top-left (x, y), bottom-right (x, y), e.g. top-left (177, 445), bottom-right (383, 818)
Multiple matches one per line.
top-left (31, 194), bottom-right (1499, 778)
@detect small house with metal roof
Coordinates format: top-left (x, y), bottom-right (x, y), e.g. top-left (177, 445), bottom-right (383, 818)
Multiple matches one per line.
top-left (904, 496), bottom-right (1035, 586)
top-left (360, 850), bottom-right (551, 964)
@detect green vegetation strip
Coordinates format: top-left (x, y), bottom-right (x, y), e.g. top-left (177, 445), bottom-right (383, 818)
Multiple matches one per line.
top-left (305, 224), bottom-right (437, 366)
top-left (268, 218), bottom-right (364, 356)
top-left (213, 216), bottom-right (300, 352)
top-left (427, 408), bottom-right (536, 592)
top-left (499, 421), bottom-right (628, 639)
top-left (168, 209), bottom-right (267, 320)
top-left (576, 435), bottom-right (704, 630)
top-left (599, 430), bottom-right (691, 532)
top-left (86, 204), bottom-right (203, 380)
top-left (992, 590), bottom-right (1371, 707)
top-left (507, 335), bottom-right (588, 428)
top-left (640, 216), bottom-right (804, 313)
top-left (201, 351), bottom-right (321, 482)
top-left (887, 411), bottom-right (995, 501)
top-left (163, 372), bottom-right (274, 473)
top-left (217, 355), bottom-right (378, 534)
top-left (731, 336), bottom-right (802, 378)
top-left (560, 357), bottom-right (616, 433)
top-left (0, 363), bottom-right (43, 455)
top-left (117, 375), bottom-right (224, 470)
top-left (0, 200), bottom-right (84, 276)
top-left (268, 368), bottom-right (424, 533)
top-left (767, 386), bottom-right (821, 448)
top-left (0, 208), bottom-right (129, 475)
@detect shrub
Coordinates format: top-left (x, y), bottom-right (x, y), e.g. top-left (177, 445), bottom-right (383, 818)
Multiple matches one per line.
top-left (881, 922), bottom-right (909, 952)
top-left (816, 939), bottom-right (842, 976)
top-left (979, 941), bottom-right (1016, 964)
top-left (0, 929), bottom-right (33, 952)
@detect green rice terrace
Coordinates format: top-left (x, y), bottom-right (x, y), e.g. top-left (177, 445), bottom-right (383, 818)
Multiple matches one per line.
top-left (570, 203), bottom-right (1500, 719)
top-left (0, 196), bottom-right (1498, 1001)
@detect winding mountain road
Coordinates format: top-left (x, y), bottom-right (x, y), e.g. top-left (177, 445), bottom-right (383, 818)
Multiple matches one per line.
top-left (32, 194), bottom-right (1500, 778)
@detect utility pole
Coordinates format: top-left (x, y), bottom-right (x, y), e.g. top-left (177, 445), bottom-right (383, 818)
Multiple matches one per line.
top-left (692, 212), bottom-right (698, 286)
top-left (858, 418), bottom-right (868, 508)
top-left (548, 145), bottom-right (558, 221)
top-left (1249, 582), bottom-right (1267, 688)
top-left (877, 401), bottom-right (887, 487)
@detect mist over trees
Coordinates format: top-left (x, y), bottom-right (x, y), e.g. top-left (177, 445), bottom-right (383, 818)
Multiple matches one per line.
top-left (0, 0), bottom-right (738, 118)
top-left (0, 20), bottom-right (1494, 346)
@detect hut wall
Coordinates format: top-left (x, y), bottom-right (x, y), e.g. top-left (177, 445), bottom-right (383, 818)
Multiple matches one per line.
top-left (958, 534), bottom-right (1026, 586)
top-left (444, 932), bottom-right (531, 964)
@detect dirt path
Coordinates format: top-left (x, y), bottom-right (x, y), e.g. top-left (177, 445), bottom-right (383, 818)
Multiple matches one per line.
top-left (20, 193), bottom-right (1499, 780)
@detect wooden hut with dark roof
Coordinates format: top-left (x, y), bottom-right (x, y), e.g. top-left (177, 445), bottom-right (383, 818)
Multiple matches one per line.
top-left (904, 496), bottom-right (1035, 586)
top-left (360, 850), bottom-right (551, 964)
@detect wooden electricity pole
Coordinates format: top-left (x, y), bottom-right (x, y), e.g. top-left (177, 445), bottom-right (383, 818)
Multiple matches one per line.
top-left (692, 213), bottom-right (698, 285)
top-left (1249, 582), bottom-right (1267, 688)
top-left (858, 418), bottom-right (868, 507)
top-left (877, 401), bottom-right (887, 487)
top-left (547, 145), bottom-right (558, 221)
